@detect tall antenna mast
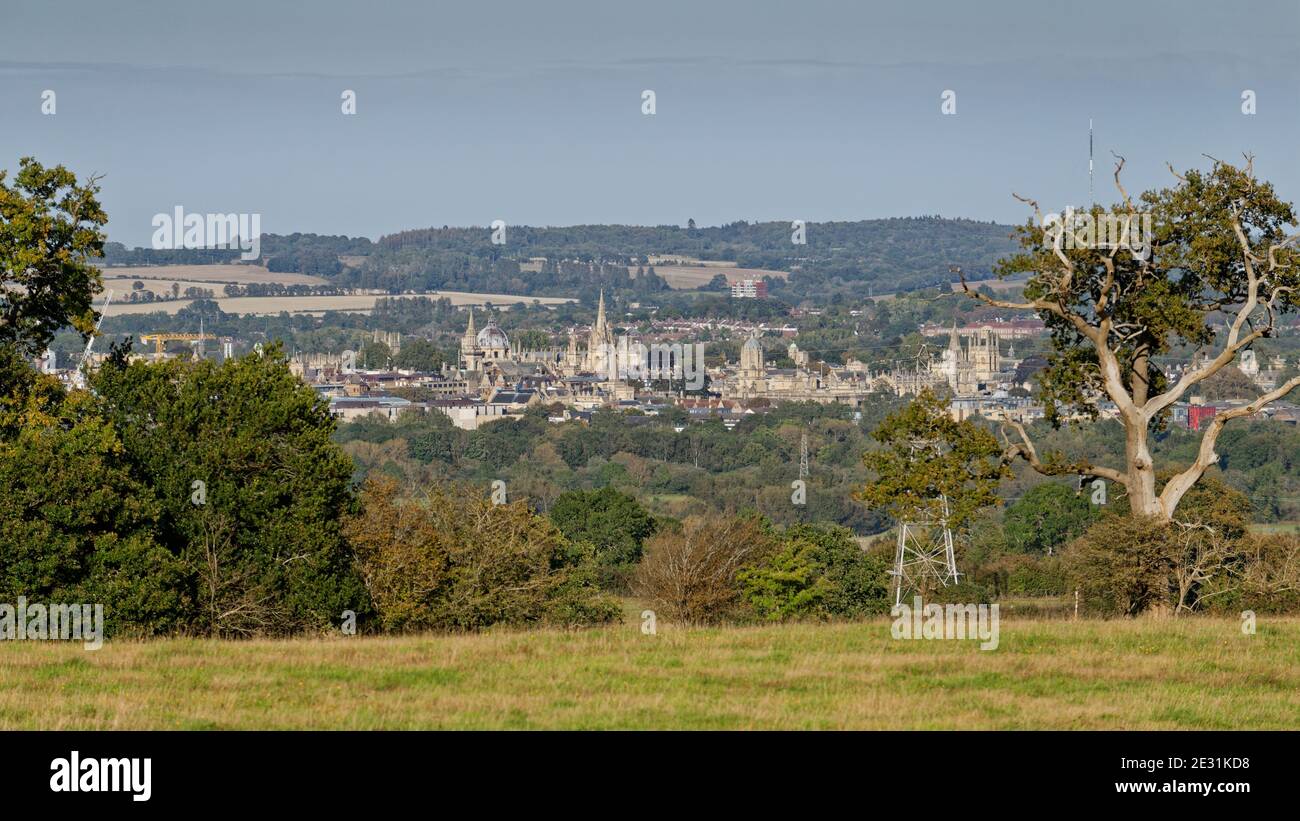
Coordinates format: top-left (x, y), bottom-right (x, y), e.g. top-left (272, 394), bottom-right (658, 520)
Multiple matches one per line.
top-left (1089, 118), bottom-right (1094, 206)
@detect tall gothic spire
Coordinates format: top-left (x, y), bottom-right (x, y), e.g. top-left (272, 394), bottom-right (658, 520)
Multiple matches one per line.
top-left (595, 289), bottom-right (607, 332)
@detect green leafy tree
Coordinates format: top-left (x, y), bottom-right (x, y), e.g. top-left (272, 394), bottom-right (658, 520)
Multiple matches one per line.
top-left (92, 344), bottom-right (367, 636)
top-left (1003, 482), bottom-right (1098, 555)
top-left (360, 340), bottom-right (391, 369)
top-left (739, 539), bottom-right (827, 620)
top-left (0, 343), bottom-right (66, 435)
top-left (512, 329), bottom-right (550, 350)
top-left (0, 364), bottom-right (188, 635)
top-left (858, 389), bottom-right (1006, 527)
top-left (403, 412), bottom-right (463, 464)
top-left (0, 158), bottom-right (107, 354)
top-left (393, 337), bottom-right (446, 371)
top-left (739, 524), bottom-right (891, 621)
top-left (964, 158), bottom-right (1300, 520)
top-left (549, 487), bottom-right (657, 587)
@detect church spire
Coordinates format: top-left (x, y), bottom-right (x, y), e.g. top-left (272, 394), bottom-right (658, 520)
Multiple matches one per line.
top-left (459, 307), bottom-right (478, 371)
top-left (595, 289), bottom-right (607, 332)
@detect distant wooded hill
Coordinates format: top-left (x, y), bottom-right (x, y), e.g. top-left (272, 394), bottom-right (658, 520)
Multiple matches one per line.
top-left (102, 216), bottom-right (1019, 300)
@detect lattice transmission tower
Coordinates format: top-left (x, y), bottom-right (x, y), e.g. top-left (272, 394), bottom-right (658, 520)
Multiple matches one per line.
top-left (889, 437), bottom-right (960, 606)
top-left (799, 432), bottom-right (809, 481)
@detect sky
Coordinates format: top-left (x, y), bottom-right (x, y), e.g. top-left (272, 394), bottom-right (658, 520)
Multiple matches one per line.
top-left (0, 0), bottom-right (1296, 246)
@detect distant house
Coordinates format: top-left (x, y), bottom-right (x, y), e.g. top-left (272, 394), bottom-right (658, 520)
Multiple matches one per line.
top-left (328, 395), bottom-right (419, 422)
top-left (729, 279), bottom-right (768, 299)
top-left (1187, 404), bottom-right (1217, 431)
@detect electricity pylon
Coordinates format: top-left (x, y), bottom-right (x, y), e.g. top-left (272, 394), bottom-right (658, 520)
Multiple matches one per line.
top-left (889, 437), bottom-right (960, 606)
top-left (890, 495), bottom-right (959, 606)
top-left (799, 432), bottom-right (809, 481)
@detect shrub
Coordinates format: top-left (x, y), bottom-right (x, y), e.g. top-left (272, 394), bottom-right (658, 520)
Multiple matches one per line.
top-left (739, 524), bottom-right (892, 621)
top-left (1231, 533), bottom-right (1300, 614)
top-left (738, 538), bottom-right (827, 620)
top-left (1061, 474), bottom-right (1257, 617)
top-left (346, 477), bottom-right (619, 632)
top-left (1062, 513), bottom-right (1246, 616)
top-left (976, 553), bottom-right (1068, 598)
top-left (924, 578), bottom-right (995, 606)
top-left (1063, 515), bottom-right (1178, 616)
top-left (634, 515), bottom-right (775, 624)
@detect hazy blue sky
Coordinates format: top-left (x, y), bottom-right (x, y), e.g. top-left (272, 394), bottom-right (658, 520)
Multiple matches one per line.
top-left (1, 0), bottom-right (1296, 246)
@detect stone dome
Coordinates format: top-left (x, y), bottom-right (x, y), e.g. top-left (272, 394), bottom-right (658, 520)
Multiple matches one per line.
top-left (476, 324), bottom-right (510, 350)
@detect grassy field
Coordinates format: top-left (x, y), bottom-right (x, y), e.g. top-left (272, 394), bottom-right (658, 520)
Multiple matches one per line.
top-left (2, 616), bottom-right (1297, 730)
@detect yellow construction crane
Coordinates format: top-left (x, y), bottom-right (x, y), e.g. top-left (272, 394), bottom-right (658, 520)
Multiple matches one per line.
top-left (140, 333), bottom-right (217, 360)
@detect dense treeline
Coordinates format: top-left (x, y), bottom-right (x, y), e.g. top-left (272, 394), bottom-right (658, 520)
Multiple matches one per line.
top-left (336, 400), bottom-right (910, 535)
top-left (0, 346), bottom-right (621, 637)
top-left (353, 218), bottom-right (1017, 298)
top-left (337, 399), bottom-right (1300, 531)
top-left (101, 233), bottom-right (373, 271)
top-left (100, 216), bottom-right (1018, 301)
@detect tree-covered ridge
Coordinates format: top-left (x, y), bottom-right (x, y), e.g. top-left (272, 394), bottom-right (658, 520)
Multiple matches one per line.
top-left (100, 216), bottom-right (1019, 299)
top-left (101, 233), bottom-right (374, 273)
top-left (353, 217), bottom-right (1018, 297)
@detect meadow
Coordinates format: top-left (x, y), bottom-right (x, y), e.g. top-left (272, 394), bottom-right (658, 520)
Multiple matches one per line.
top-left (2, 615), bottom-right (1296, 730)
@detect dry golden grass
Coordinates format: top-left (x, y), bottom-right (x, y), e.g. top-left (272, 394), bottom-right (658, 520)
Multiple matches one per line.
top-left (1, 616), bottom-right (1296, 730)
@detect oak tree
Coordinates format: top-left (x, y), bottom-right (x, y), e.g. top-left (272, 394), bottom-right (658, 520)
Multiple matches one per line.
top-left (0, 158), bottom-right (107, 355)
top-left (963, 157), bottom-right (1300, 521)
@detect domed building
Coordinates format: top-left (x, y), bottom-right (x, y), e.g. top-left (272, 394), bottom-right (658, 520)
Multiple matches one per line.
top-left (476, 323), bottom-right (510, 357)
top-left (460, 307), bottom-right (511, 370)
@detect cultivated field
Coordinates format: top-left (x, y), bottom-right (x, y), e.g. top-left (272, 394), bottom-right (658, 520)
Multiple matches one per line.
top-left (489, 257), bottom-right (789, 290)
top-left (97, 290), bottom-right (576, 317)
top-left (100, 264), bottom-right (329, 287)
top-left (648, 265), bottom-right (790, 289)
top-left (2, 616), bottom-right (1296, 730)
